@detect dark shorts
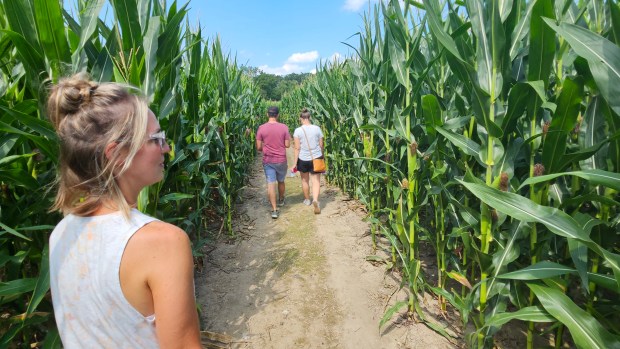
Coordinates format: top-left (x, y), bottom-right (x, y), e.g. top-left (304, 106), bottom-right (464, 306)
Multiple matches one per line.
top-left (297, 156), bottom-right (324, 174)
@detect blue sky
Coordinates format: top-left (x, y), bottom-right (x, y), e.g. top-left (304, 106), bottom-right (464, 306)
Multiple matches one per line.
top-left (189, 0), bottom-right (381, 75)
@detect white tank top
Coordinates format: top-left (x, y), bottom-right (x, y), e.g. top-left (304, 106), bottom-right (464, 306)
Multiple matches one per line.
top-left (49, 209), bottom-right (159, 348)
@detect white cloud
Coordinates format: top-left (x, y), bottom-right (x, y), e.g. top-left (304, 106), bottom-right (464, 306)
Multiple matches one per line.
top-left (259, 63), bottom-right (304, 76)
top-left (287, 51), bottom-right (319, 63)
top-left (259, 50), bottom-right (321, 75)
top-left (343, 0), bottom-right (379, 12)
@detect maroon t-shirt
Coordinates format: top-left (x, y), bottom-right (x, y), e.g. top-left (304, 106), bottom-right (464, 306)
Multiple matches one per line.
top-left (256, 122), bottom-right (290, 164)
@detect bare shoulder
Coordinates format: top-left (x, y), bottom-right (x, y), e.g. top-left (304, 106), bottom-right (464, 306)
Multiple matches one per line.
top-left (130, 221), bottom-right (191, 254)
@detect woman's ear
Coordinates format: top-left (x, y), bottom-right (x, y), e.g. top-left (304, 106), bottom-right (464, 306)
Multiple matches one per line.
top-left (104, 142), bottom-right (118, 161)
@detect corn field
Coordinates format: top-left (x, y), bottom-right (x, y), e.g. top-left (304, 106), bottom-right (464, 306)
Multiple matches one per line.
top-left (2, 0), bottom-right (620, 348)
top-left (282, 0), bottom-right (620, 347)
top-left (0, 0), bottom-right (263, 347)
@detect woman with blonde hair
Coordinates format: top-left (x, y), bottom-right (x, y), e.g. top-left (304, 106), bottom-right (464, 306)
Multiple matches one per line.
top-left (47, 74), bottom-right (201, 348)
top-left (292, 108), bottom-right (325, 214)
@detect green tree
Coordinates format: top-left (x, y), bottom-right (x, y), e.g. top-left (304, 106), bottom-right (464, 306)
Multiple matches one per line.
top-left (254, 72), bottom-right (282, 100)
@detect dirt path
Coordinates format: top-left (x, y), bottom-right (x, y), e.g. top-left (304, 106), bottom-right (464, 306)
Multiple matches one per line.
top-left (196, 151), bottom-right (456, 349)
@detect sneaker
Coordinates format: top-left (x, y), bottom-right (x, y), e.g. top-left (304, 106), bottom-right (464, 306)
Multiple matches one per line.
top-left (278, 197), bottom-right (285, 207)
top-left (271, 210), bottom-right (279, 219)
top-left (302, 199), bottom-right (312, 206)
top-left (313, 201), bottom-right (321, 214)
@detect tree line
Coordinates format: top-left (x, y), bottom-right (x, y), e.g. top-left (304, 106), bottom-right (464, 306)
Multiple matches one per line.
top-left (241, 66), bottom-right (312, 101)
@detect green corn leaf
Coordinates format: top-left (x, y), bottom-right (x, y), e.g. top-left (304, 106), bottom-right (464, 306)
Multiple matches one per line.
top-left (33, 0), bottom-right (71, 79)
top-left (25, 244), bottom-right (49, 316)
top-left (379, 300), bottom-right (407, 330)
top-left (110, 0), bottom-right (142, 49)
top-left (159, 193), bottom-right (195, 204)
top-left (387, 28), bottom-right (408, 88)
top-left (579, 96), bottom-right (608, 170)
top-left (467, 0), bottom-right (491, 95)
top-left (92, 26), bottom-right (119, 82)
top-left (0, 154), bottom-right (35, 167)
top-left (0, 103), bottom-right (57, 140)
top-left (460, 179), bottom-right (620, 288)
top-left (588, 272), bottom-right (619, 292)
top-left (556, 136), bottom-right (619, 172)
top-left (0, 221), bottom-right (32, 241)
top-left (487, 220), bottom-right (528, 295)
top-left (2, 0), bottom-right (39, 52)
top-left (542, 76), bottom-right (584, 173)
top-left (142, 16), bottom-right (160, 101)
top-left (436, 126), bottom-right (482, 159)
top-left (544, 18), bottom-right (620, 116)
top-left (0, 169), bottom-right (39, 191)
top-left (42, 329), bottom-right (61, 349)
top-left (528, 283), bottom-right (620, 349)
top-left (457, 180), bottom-right (591, 241)
top-left (498, 261), bottom-right (575, 280)
top-left (460, 179), bottom-right (589, 241)
top-left (509, 0), bottom-right (536, 60)
top-left (519, 169), bottom-right (620, 192)
top-left (610, 0), bottom-right (620, 45)
top-left (73, 0), bottom-right (106, 67)
top-left (0, 278), bottom-right (37, 296)
top-left (422, 0), bottom-right (466, 63)
top-left (0, 120), bottom-right (56, 162)
top-left (422, 94), bottom-right (442, 136)
top-left (528, 0), bottom-right (555, 85)
top-left (485, 306), bottom-right (555, 328)
top-left (603, 100), bottom-right (620, 172)
top-left (0, 30), bottom-right (46, 79)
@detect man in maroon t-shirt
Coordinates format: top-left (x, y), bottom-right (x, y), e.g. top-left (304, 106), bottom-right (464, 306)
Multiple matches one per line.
top-left (256, 106), bottom-right (290, 219)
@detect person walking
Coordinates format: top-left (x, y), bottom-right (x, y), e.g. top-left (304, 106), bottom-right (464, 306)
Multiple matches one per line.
top-left (292, 108), bottom-right (325, 214)
top-left (256, 106), bottom-right (290, 219)
top-left (47, 74), bottom-right (201, 348)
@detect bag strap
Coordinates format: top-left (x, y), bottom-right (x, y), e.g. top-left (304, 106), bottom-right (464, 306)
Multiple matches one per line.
top-left (301, 126), bottom-right (315, 161)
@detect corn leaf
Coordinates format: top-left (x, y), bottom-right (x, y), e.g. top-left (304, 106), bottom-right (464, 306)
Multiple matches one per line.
top-left (542, 76), bottom-right (584, 173)
top-left (528, 0), bottom-right (555, 85)
top-left (498, 261), bottom-right (575, 280)
top-left (0, 221), bottom-right (32, 241)
top-left (110, 0), bottom-right (142, 49)
top-left (33, 0), bottom-right (71, 79)
top-left (0, 278), bottom-right (37, 296)
top-left (485, 306), bottom-right (555, 328)
top-left (422, 0), bottom-right (466, 63)
top-left (436, 126), bottom-right (482, 160)
top-left (544, 18), bottom-right (620, 116)
top-left (25, 244), bottom-right (49, 316)
top-left (422, 94), bottom-right (442, 136)
top-left (519, 169), bottom-right (620, 192)
top-left (379, 300), bottom-right (407, 330)
top-left (459, 179), bottom-right (620, 288)
top-left (528, 283), bottom-right (620, 349)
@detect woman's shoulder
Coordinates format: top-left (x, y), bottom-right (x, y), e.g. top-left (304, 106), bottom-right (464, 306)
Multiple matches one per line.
top-left (132, 220), bottom-right (190, 250)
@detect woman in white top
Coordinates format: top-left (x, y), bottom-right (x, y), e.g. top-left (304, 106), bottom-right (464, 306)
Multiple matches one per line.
top-left (47, 74), bottom-right (201, 348)
top-left (292, 108), bottom-right (325, 214)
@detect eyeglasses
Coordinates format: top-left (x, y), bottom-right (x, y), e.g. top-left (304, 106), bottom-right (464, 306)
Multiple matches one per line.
top-left (148, 130), bottom-right (167, 150)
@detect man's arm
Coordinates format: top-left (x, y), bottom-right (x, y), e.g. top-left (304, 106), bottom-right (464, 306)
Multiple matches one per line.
top-left (285, 137), bottom-right (290, 148)
top-left (256, 139), bottom-right (263, 151)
